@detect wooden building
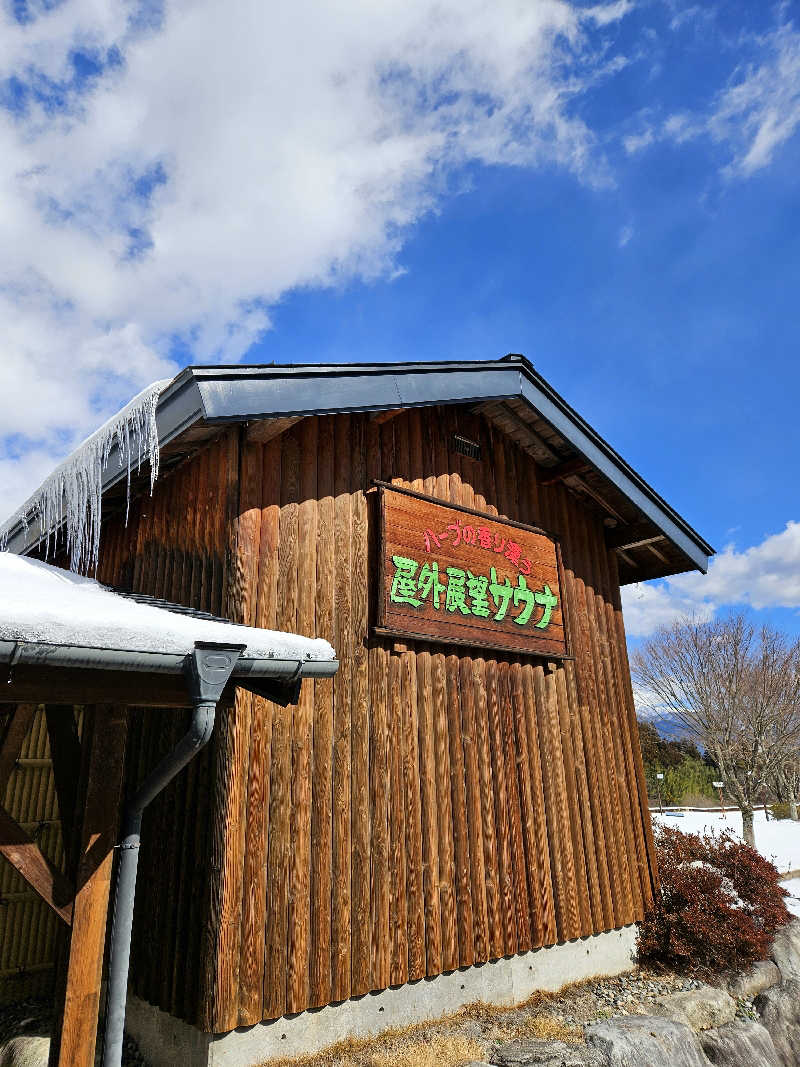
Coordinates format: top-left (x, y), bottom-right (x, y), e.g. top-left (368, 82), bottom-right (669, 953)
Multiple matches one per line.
top-left (0, 355), bottom-right (713, 1065)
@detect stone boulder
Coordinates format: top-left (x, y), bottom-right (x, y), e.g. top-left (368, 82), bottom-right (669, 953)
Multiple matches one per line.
top-left (651, 985), bottom-right (736, 1031)
top-left (754, 980), bottom-right (800, 1067)
top-left (724, 961), bottom-right (781, 1001)
top-left (769, 919), bottom-right (800, 985)
top-left (0, 1036), bottom-right (50, 1067)
top-left (585, 1015), bottom-right (711, 1066)
top-left (489, 1040), bottom-right (603, 1066)
top-left (699, 1021), bottom-right (780, 1067)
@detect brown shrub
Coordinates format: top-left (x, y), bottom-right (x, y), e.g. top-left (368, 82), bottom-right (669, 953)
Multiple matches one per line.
top-left (637, 825), bottom-right (791, 980)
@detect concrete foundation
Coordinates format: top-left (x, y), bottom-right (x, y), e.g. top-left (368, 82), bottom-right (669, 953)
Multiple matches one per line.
top-left (126, 924), bottom-right (637, 1066)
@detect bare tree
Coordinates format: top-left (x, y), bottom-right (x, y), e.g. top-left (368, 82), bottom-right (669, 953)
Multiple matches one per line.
top-left (771, 755), bottom-right (800, 821)
top-left (632, 613), bottom-right (800, 847)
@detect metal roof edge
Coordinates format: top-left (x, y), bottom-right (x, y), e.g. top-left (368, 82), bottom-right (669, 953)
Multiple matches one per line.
top-left (2, 356), bottom-right (713, 574)
top-left (182, 358), bottom-right (712, 571)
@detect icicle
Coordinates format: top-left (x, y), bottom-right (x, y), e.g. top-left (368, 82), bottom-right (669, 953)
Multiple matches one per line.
top-left (0, 379), bottom-right (169, 575)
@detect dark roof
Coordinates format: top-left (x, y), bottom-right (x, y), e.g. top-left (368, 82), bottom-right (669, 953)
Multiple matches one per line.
top-left (4, 355), bottom-right (714, 582)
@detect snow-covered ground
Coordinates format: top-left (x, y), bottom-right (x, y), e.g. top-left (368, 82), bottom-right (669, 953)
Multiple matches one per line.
top-left (651, 809), bottom-right (800, 876)
top-left (783, 879), bottom-right (800, 918)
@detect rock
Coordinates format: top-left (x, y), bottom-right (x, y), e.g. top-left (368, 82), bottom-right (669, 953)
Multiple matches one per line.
top-left (585, 1015), bottom-right (711, 1066)
top-left (0, 1036), bottom-right (50, 1067)
top-left (699, 1021), bottom-right (781, 1067)
top-left (770, 919), bottom-right (800, 984)
top-left (753, 980), bottom-right (800, 1067)
top-left (489, 1039), bottom-right (603, 1066)
top-left (724, 961), bottom-right (781, 1001)
top-left (651, 985), bottom-right (736, 1031)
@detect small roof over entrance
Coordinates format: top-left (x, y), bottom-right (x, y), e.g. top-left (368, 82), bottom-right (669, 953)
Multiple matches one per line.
top-left (0, 553), bottom-right (337, 707)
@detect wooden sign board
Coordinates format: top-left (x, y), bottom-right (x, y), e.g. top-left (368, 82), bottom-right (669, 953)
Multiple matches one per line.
top-left (376, 484), bottom-right (568, 658)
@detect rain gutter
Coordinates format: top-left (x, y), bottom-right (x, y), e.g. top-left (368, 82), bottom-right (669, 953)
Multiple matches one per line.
top-left (0, 638), bottom-right (338, 682)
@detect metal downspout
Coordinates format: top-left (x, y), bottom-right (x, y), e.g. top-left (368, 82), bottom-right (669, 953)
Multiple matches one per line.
top-left (101, 643), bottom-right (245, 1067)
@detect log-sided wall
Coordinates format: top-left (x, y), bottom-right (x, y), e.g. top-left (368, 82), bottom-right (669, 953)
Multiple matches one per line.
top-left (91, 404), bottom-right (657, 1034)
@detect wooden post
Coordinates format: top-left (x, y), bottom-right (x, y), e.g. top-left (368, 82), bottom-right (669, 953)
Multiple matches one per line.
top-left (49, 704), bottom-right (128, 1067)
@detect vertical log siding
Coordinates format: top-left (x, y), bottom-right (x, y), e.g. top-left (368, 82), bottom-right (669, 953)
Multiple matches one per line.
top-left (84, 409), bottom-right (656, 1030)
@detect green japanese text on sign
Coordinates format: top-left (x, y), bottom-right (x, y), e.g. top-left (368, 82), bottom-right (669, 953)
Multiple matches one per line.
top-left (377, 485), bottom-right (568, 658)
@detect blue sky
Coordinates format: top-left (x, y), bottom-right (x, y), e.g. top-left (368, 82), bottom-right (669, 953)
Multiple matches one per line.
top-left (1, 0), bottom-right (800, 638)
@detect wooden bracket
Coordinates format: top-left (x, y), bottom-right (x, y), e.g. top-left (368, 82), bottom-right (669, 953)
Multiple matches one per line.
top-left (539, 457), bottom-right (591, 486)
top-left (246, 416), bottom-right (304, 444)
top-left (0, 806), bottom-right (73, 924)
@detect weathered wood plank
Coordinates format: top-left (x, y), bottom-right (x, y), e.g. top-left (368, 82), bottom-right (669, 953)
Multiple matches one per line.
top-left (0, 704), bottom-right (37, 800)
top-left (415, 648), bottom-right (441, 974)
top-left (472, 656), bottom-right (503, 958)
top-left (51, 704), bottom-right (127, 1067)
top-left (350, 414), bottom-right (372, 996)
top-left (508, 662), bottom-right (547, 947)
top-left (309, 416), bottom-right (335, 1009)
top-left (287, 418), bottom-right (317, 1014)
top-left (460, 654), bottom-right (488, 961)
top-left (331, 415), bottom-right (353, 1001)
top-left (388, 649), bottom-right (408, 985)
top-left (205, 430), bottom-right (260, 1031)
top-left (0, 806), bottom-right (73, 924)
top-left (238, 439), bottom-right (282, 1024)
top-left (367, 415), bottom-right (390, 992)
top-left (560, 490), bottom-right (615, 930)
top-left (485, 658), bottom-right (516, 955)
top-left (496, 660), bottom-right (530, 951)
top-left (262, 427), bottom-right (299, 1021)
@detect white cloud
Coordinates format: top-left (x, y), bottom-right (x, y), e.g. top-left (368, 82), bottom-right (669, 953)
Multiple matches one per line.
top-left (621, 579), bottom-right (715, 639)
top-left (657, 19), bottom-right (800, 177)
top-left (623, 128), bottom-right (654, 154)
top-left (0, 0), bottom-right (633, 514)
top-left (710, 21), bottom-right (800, 177)
top-left (622, 520), bottom-right (800, 636)
top-left (617, 223), bottom-right (634, 246)
top-left (584, 1), bottom-right (634, 27)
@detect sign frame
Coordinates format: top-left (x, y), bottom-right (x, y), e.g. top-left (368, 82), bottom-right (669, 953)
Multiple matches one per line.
top-left (373, 481), bottom-right (572, 660)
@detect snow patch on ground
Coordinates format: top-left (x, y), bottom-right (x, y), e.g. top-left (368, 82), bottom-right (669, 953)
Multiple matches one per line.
top-left (0, 552), bottom-right (335, 662)
top-left (782, 878), bottom-right (800, 918)
top-left (652, 809), bottom-right (800, 876)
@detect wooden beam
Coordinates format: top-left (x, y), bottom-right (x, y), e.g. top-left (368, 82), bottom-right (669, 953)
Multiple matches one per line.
top-left (616, 548), bottom-right (637, 569)
top-left (479, 401), bottom-right (560, 465)
top-left (606, 522), bottom-right (667, 551)
top-left (539, 457), bottom-right (591, 486)
top-left (50, 704), bottom-right (128, 1067)
top-left (0, 703), bottom-right (37, 797)
top-left (5, 666), bottom-right (197, 708)
top-left (46, 707), bottom-right (82, 870)
top-left (0, 806), bottom-right (73, 924)
top-left (246, 416), bottom-right (303, 444)
top-left (370, 409), bottom-right (404, 425)
top-left (570, 477), bottom-right (627, 524)
top-left (646, 542), bottom-right (669, 565)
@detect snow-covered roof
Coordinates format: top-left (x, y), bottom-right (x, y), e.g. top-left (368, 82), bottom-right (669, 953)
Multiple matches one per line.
top-left (0, 553), bottom-right (335, 663)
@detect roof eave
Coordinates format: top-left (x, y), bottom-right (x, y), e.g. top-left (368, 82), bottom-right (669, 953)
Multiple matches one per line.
top-left (1, 357), bottom-right (713, 576)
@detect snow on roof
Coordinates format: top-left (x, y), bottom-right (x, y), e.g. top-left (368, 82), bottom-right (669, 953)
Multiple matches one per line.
top-left (0, 379), bottom-right (171, 575)
top-left (0, 553), bottom-right (335, 662)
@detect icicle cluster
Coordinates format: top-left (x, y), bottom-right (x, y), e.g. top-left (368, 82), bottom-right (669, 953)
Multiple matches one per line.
top-left (1, 380), bottom-right (169, 575)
